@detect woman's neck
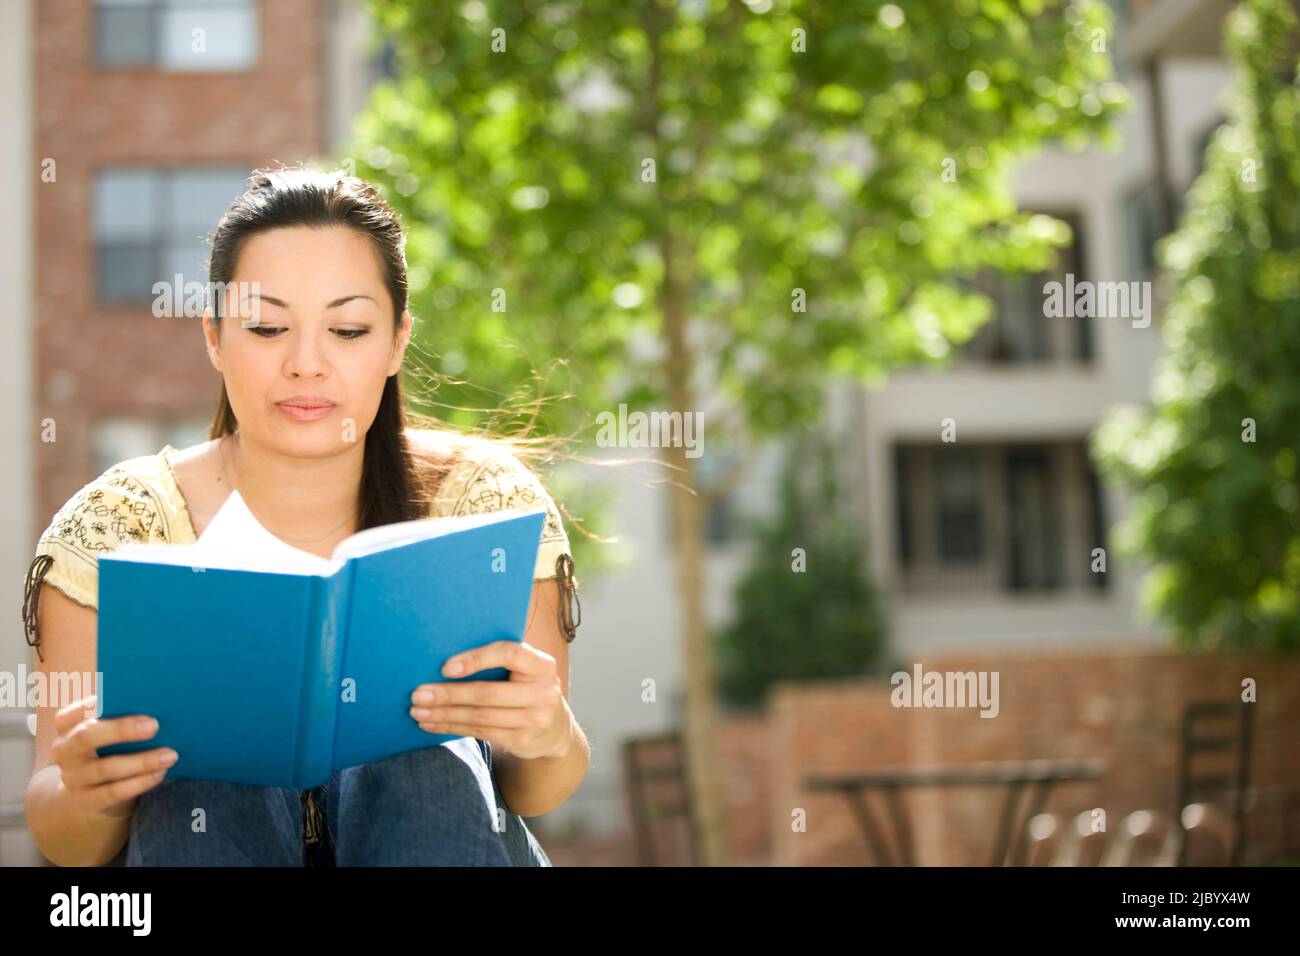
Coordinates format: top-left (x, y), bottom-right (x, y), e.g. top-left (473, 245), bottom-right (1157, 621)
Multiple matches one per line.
top-left (223, 431), bottom-right (363, 545)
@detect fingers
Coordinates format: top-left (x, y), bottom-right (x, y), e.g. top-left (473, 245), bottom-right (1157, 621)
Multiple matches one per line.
top-left (53, 695), bottom-right (101, 736)
top-left (411, 704), bottom-right (538, 732)
top-left (53, 713), bottom-right (159, 766)
top-left (51, 695), bottom-right (173, 815)
top-left (61, 746), bottom-right (178, 790)
top-left (441, 641), bottom-right (556, 681)
top-left (81, 767), bottom-right (172, 818)
top-left (411, 679), bottom-right (550, 709)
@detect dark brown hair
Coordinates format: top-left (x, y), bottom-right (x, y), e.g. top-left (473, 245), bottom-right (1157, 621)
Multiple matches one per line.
top-left (205, 164), bottom-right (564, 533)
top-left (204, 166), bottom-right (584, 644)
top-left (24, 166), bottom-right (591, 668)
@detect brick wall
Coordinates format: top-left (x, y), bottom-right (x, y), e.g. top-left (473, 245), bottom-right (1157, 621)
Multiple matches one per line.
top-left (712, 643), bottom-right (1299, 866)
top-left (34, 0), bottom-right (327, 520)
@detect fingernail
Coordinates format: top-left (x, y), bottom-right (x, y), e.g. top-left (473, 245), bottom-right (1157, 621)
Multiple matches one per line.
top-left (444, 660), bottom-right (464, 676)
top-left (412, 691), bottom-right (433, 705)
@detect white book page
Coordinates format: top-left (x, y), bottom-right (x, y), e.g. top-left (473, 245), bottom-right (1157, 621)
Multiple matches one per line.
top-left (108, 490), bottom-right (340, 576)
top-left (330, 507), bottom-right (547, 562)
top-left (106, 491), bottom-right (546, 573)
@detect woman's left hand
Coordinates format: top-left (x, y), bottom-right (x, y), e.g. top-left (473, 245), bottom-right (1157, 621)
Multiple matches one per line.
top-left (409, 641), bottom-right (572, 761)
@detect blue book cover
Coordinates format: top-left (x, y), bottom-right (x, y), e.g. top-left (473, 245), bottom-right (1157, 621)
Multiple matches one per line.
top-left (95, 490), bottom-right (546, 789)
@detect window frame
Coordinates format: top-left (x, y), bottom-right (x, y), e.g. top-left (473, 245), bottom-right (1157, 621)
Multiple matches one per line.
top-left (93, 165), bottom-right (251, 308)
top-left (94, 0), bottom-right (261, 73)
top-left (893, 439), bottom-right (1106, 596)
top-left (957, 208), bottom-right (1094, 367)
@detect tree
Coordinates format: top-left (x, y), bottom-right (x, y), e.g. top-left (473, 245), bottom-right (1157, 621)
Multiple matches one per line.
top-left (348, 0), bottom-right (1122, 864)
top-left (716, 428), bottom-right (888, 710)
top-left (1093, 0), bottom-right (1300, 654)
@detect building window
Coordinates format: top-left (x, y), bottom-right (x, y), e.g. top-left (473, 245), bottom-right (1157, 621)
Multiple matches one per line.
top-left (962, 211), bottom-right (1092, 364)
top-left (1122, 180), bottom-right (1166, 279)
top-left (96, 0), bottom-right (259, 72)
top-left (662, 448), bottom-right (738, 549)
top-left (1004, 447), bottom-right (1062, 590)
top-left (374, 35), bottom-right (398, 82)
top-left (1192, 118), bottom-right (1223, 185)
top-left (935, 449), bottom-right (983, 563)
top-left (93, 417), bottom-right (210, 476)
top-left (699, 449), bottom-right (737, 547)
top-left (95, 167), bottom-right (249, 305)
top-left (1084, 458), bottom-right (1110, 592)
top-left (894, 441), bottom-right (1105, 595)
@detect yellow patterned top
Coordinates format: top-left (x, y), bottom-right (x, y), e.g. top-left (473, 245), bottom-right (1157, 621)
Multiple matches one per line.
top-left (22, 431), bottom-right (580, 662)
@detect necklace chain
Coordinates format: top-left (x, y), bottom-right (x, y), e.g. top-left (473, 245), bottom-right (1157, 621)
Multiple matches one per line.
top-left (219, 434), bottom-right (360, 544)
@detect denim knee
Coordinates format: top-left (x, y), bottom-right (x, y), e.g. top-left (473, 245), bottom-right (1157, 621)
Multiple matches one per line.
top-left (327, 739), bottom-right (551, 866)
top-left (125, 776), bottom-right (303, 866)
top-left (478, 739), bottom-right (553, 867)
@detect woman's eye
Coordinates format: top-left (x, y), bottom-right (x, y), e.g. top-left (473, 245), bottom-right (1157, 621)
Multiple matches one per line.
top-left (245, 327), bottom-right (369, 339)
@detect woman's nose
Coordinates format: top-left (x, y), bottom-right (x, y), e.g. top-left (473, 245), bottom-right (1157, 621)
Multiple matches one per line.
top-left (284, 330), bottom-right (330, 378)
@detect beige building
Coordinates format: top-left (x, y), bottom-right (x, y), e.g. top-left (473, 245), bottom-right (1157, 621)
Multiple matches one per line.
top-left (2, 0), bottom-right (1257, 858)
top-left (552, 0), bottom-right (1248, 839)
top-left (843, 0), bottom-right (1238, 653)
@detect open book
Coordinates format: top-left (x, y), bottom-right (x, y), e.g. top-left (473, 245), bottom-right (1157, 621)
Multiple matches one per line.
top-left (95, 490), bottom-right (546, 789)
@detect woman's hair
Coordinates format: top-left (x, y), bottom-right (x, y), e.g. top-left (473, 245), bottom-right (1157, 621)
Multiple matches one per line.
top-left (204, 164), bottom-right (573, 535)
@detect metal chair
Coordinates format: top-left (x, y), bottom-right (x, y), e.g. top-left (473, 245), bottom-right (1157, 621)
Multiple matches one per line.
top-left (1175, 699), bottom-right (1253, 865)
top-left (622, 731), bottom-right (698, 866)
top-left (1177, 801), bottom-right (1236, 866)
top-left (1023, 812), bottom-right (1063, 866)
top-left (1100, 809), bottom-right (1178, 866)
top-left (1051, 809), bottom-right (1111, 866)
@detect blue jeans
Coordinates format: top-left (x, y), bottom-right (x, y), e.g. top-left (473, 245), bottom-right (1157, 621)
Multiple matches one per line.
top-left (116, 738), bottom-right (551, 866)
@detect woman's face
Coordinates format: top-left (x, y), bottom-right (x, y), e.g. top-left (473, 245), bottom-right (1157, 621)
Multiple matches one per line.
top-left (203, 225), bottom-right (411, 458)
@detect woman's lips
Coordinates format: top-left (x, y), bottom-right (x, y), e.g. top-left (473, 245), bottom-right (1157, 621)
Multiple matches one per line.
top-left (276, 401), bottom-right (336, 422)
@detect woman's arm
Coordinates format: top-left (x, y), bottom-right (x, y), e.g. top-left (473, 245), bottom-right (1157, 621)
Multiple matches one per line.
top-left (492, 578), bottom-right (590, 817)
top-left (24, 586), bottom-right (134, 866)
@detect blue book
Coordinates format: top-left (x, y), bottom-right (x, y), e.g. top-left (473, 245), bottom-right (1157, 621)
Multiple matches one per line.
top-left (95, 490), bottom-right (546, 789)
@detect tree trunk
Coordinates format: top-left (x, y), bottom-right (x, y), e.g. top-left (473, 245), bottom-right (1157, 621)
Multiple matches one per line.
top-left (660, 231), bottom-right (729, 867)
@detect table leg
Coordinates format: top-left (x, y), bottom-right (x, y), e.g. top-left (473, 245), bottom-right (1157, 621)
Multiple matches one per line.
top-left (992, 780), bottom-right (1028, 866)
top-left (880, 784), bottom-right (915, 867)
top-left (1008, 781), bottom-right (1055, 866)
top-left (847, 788), bottom-right (895, 866)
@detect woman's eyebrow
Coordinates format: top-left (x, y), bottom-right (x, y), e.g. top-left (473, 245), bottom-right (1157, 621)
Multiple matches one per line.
top-left (248, 293), bottom-right (379, 309)
top-left (325, 294), bottom-right (379, 309)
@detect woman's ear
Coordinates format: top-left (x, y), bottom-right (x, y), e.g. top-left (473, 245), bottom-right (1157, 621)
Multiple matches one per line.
top-left (387, 309), bottom-right (413, 376)
top-left (203, 309), bottom-right (222, 372)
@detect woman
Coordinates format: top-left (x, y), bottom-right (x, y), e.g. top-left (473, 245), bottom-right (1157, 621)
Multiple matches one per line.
top-left (22, 166), bottom-right (587, 866)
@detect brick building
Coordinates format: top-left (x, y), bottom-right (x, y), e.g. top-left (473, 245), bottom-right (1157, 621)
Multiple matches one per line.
top-left (4, 0), bottom-right (387, 866)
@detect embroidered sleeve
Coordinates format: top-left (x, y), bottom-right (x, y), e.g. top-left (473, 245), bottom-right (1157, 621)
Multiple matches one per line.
top-left (435, 446), bottom-right (582, 642)
top-left (23, 471), bottom-right (166, 663)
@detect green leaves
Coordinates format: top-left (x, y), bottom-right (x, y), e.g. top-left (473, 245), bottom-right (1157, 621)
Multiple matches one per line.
top-left (715, 430), bottom-right (888, 709)
top-left (1093, 0), bottom-right (1300, 652)
top-left (349, 0), bottom-right (1119, 424)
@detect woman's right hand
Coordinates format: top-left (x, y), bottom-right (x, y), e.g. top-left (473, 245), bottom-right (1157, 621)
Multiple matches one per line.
top-left (51, 694), bottom-right (179, 819)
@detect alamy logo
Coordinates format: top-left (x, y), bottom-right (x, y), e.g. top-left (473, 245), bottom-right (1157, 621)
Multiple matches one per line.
top-left (1043, 272), bottom-right (1151, 328)
top-left (151, 277), bottom-right (262, 326)
top-left (50, 886), bottom-right (151, 936)
top-left (594, 403), bottom-right (703, 458)
top-left (890, 664), bottom-right (1000, 718)
top-left (0, 667), bottom-right (101, 713)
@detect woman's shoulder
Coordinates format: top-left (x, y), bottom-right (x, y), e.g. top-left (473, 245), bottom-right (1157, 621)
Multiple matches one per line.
top-left (38, 449), bottom-right (179, 548)
top-left (406, 426), bottom-right (542, 486)
top-left (28, 448), bottom-right (178, 609)
top-left (420, 430), bottom-right (573, 581)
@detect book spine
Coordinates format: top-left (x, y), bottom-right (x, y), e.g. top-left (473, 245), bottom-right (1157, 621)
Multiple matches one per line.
top-left (293, 570), bottom-right (347, 789)
top-left (328, 559), bottom-right (358, 774)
